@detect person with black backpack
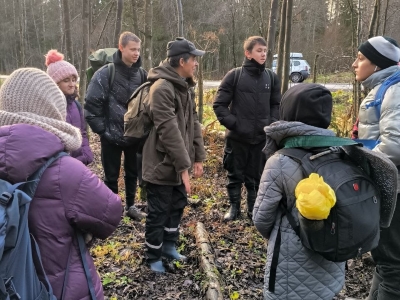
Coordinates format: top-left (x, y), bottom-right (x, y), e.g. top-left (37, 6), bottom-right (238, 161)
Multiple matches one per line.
top-left (213, 36), bottom-right (281, 221)
top-left (253, 84), bottom-right (346, 300)
top-left (45, 49), bottom-right (93, 166)
top-left (85, 31), bottom-right (147, 221)
top-left (346, 36), bottom-right (400, 300)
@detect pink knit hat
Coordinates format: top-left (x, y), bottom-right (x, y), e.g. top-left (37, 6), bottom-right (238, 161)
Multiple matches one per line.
top-left (45, 50), bottom-right (79, 83)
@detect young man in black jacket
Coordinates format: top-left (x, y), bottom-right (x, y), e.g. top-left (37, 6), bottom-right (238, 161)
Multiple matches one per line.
top-left (213, 36), bottom-right (281, 221)
top-left (85, 31), bottom-right (147, 220)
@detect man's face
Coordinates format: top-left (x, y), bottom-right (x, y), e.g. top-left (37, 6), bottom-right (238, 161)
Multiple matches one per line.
top-left (180, 55), bottom-right (199, 78)
top-left (245, 43), bottom-right (267, 65)
top-left (119, 41), bottom-right (141, 66)
top-left (57, 75), bottom-right (77, 95)
top-left (352, 51), bottom-right (378, 82)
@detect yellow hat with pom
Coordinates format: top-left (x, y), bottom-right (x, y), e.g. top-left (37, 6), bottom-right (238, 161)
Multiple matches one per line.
top-left (295, 173), bottom-right (336, 220)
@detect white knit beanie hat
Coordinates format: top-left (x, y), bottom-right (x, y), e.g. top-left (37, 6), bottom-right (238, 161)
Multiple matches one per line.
top-left (0, 68), bottom-right (82, 151)
top-left (45, 49), bottom-right (79, 83)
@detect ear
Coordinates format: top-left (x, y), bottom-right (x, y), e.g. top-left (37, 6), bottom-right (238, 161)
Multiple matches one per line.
top-left (245, 49), bottom-right (251, 60)
top-left (118, 44), bottom-right (123, 51)
top-left (179, 57), bottom-right (185, 67)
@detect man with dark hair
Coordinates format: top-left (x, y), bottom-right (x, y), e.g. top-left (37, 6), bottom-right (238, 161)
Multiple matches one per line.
top-left (85, 31), bottom-right (147, 220)
top-left (142, 37), bottom-right (206, 273)
top-left (213, 36), bottom-right (282, 222)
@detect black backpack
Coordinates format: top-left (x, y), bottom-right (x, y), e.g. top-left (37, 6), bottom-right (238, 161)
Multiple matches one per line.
top-left (277, 147), bottom-right (380, 262)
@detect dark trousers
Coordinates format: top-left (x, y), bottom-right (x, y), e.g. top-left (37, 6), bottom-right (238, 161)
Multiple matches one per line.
top-left (100, 137), bottom-right (140, 208)
top-left (145, 183), bottom-right (187, 262)
top-left (223, 137), bottom-right (266, 192)
top-left (371, 193), bottom-right (400, 299)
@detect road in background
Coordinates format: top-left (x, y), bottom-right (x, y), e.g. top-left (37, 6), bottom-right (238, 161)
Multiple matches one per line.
top-left (203, 80), bottom-right (352, 91)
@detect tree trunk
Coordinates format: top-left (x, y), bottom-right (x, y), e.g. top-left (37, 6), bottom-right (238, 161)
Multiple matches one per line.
top-left (230, 5), bottom-right (237, 68)
top-left (62, 0), bottom-right (73, 63)
top-left (266, 0), bottom-right (279, 69)
top-left (176, 0), bottom-right (184, 36)
top-left (114, 0), bottom-right (124, 47)
top-left (79, 0), bottom-right (90, 102)
top-left (97, 1), bottom-right (115, 48)
top-left (276, 0), bottom-right (287, 88)
top-left (131, 0), bottom-right (139, 35)
top-left (198, 56), bottom-right (204, 124)
top-left (382, 0), bottom-right (389, 35)
top-left (312, 54), bottom-right (319, 83)
top-left (143, 0), bottom-right (153, 70)
top-left (281, 0), bottom-right (293, 94)
top-left (375, 0), bottom-right (381, 36)
top-left (368, 0), bottom-right (379, 39)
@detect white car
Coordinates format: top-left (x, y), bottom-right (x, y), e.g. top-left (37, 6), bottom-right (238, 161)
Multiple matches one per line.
top-left (272, 53), bottom-right (311, 83)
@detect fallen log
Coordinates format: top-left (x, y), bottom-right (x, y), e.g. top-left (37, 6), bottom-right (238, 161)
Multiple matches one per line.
top-left (195, 222), bottom-right (223, 300)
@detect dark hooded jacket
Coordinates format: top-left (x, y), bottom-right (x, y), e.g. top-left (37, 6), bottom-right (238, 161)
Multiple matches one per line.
top-left (84, 50), bottom-right (147, 146)
top-left (213, 58), bottom-right (281, 144)
top-left (142, 61), bottom-right (206, 185)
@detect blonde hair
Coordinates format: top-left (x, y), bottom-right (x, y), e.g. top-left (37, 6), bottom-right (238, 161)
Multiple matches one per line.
top-left (119, 32), bottom-right (141, 47)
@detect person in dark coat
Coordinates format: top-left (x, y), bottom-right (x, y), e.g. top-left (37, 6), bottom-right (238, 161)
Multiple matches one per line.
top-left (0, 68), bottom-right (122, 299)
top-left (45, 49), bottom-right (93, 165)
top-left (142, 37), bottom-right (206, 273)
top-left (213, 36), bottom-right (282, 221)
top-left (85, 32), bottom-right (147, 220)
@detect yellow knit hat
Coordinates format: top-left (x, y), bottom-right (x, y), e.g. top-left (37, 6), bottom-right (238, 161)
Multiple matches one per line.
top-left (295, 173), bottom-right (336, 220)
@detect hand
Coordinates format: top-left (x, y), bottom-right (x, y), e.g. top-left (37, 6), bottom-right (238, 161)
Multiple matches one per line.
top-left (193, 162), bottom-right (203, 178)
top-left (84, 232), bottom-right (94, 247)
top-left (181, 169), bottom-right (191, 195)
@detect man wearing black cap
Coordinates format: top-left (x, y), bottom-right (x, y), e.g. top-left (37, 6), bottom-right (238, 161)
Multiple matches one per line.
top-left (141, 37), bottom-right (206, 273)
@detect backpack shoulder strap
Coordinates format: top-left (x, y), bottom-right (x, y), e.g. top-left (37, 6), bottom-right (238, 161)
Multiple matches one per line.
top-left (367, 69), bottom-right (400, 118)
top-left (108, 63), bottom-right (115, 89)
top-left (76, 232), bottom-right (97, 300)
top-left (232, 67), bottom-right (243, 89)
top-left (265, 68), bottom-right (274, 88)
top-left (23, 152), bottom-right (69, 198)
top-left (139, 67), bottom-right (146, 84)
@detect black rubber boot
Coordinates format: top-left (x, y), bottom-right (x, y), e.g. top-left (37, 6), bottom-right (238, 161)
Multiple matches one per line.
top-left (366, 267), bottom-right (383, 300)
top-left (246, 188), bottom-right (257, 219)
top-left (224, 187), bottom-right (241, 221)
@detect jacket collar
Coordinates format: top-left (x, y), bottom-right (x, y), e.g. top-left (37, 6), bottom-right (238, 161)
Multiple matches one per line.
top-left (362, 65), bottom-right (400, 89)
top-left (113, 50), bottom-right (143, 76)
top-left (242, 58), bottom-right (266, 75)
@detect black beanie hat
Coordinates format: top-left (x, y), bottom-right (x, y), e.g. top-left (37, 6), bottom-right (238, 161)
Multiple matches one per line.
top-left (358, 36), bottom-right (400, 69)
top-left (280, 83), bottom-right (333, 129)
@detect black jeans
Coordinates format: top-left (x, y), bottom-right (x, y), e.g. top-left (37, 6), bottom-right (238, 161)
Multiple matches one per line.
top-left (371, 193), bottom-right (400, 299)
top-left (223, 137), bottom-right (266, 192)
top-left (100, 136), bottom-right (140, 208)
top-left (145, 183), bottom-right (187, 263)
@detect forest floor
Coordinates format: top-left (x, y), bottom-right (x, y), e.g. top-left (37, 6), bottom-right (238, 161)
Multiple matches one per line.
top-left (88, 130), bottom-right (374, 300)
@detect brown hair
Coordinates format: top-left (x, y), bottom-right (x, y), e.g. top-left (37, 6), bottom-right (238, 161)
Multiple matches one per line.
top-left (243, 36), bottom-right (267, 52)
top-left (119, 32), bottom-right (141, 47)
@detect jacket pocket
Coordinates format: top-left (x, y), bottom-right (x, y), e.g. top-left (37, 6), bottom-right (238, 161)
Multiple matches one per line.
top-left (153, 149), bottom-right (180, 183)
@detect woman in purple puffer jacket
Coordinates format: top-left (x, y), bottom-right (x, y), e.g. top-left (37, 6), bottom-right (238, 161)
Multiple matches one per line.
top-left (45, 49), bottom-right (93, 165)
top-left (0, 68), bottom-right (122, 299)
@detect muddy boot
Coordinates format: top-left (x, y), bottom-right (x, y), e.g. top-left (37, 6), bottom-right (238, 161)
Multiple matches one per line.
top-left (366, 268), bottom-right (383, 300)
top-left (224, 187), bottom-right (241, 221)
top-left (162, 241), bottom-right (187, 261)
top-left (149, 260), bottom-right (166, 273)
top-left (246, 188), bottom-right (257, 219)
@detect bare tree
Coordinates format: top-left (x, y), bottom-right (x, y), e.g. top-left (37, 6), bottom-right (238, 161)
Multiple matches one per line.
top-left (143, 0), bottom-right (153, 70)
top-left (282, 0), bottom-right (293, 94)
top-left (79, 0), bottom-right (90, 102)
top-left (96, 1), bottom-right (115, 48)
top-left (266, 0), bottom-right (279, 68)
top-left (131, 0), bottom-right (139, 35)
top-left (176, 0), bottom-right (184, 36)
top-left (62, 0), bottom-right (73, 63)
top-left (368, 0), bottom-right (379, 38)
top-left (114, 0), bottom-right (124, 47)
top-left (375, 0), bottom-right (381, 36)
top-left (382, 0), bottom-right (390, 35)
top-left (276, 0), bottom-right (287, 83)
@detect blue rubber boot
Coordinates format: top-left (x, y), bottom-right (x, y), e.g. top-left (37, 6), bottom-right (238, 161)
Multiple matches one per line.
top-left (162, 241), bottom-right (187, 261)
top-left (149, 260), bottom-right (165, 273)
